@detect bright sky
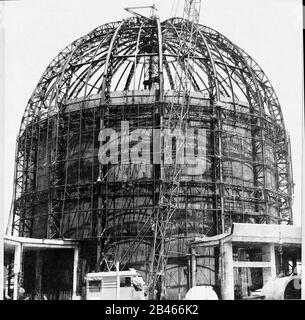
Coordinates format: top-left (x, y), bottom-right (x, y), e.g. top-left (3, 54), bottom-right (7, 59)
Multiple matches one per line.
top-left (3, 0), bottom-right (303, 226)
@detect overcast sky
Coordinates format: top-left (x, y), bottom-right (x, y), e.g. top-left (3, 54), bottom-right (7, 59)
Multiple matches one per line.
top-left (3, 0), bottom-right (303, 226)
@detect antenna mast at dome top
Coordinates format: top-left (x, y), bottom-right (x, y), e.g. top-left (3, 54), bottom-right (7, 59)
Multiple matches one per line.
top-left (124, 5), bottom-right (158, 20)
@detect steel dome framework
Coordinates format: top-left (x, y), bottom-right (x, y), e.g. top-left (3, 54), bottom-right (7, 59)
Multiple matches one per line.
top-left (10, 16), bottom-right (293, 298)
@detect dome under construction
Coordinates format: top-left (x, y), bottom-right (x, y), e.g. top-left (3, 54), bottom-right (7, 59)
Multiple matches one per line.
top-left (9, 14), bottom-right (294, 299)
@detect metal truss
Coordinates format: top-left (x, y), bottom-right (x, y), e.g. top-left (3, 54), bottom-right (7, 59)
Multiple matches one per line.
top-left (8, 11), bottom-right (293, 299)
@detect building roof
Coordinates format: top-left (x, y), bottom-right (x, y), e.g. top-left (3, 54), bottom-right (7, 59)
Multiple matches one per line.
top-left (192, 223), bottom-right (301, 247)
top-left (4, 235), bottom-right (79, 250)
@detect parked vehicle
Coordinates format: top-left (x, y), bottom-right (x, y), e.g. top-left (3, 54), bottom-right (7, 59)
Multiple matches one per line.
top-left (85, 268), bottom-right (147, 300)
top-left (247, 275), bottom-right (301, 300)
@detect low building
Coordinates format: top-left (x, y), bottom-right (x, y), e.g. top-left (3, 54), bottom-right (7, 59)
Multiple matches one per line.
top-left (190, 223), bottom-right (301, 299)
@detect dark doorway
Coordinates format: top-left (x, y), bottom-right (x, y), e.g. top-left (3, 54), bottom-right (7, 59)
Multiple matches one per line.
top-left (23, 248), bottom-right (74, 300)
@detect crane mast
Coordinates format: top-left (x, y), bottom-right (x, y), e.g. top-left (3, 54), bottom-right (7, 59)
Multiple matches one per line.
top-left (148, 0), bottom-right (202, 299)
top-left (95, 1), bottom-right (202, 300)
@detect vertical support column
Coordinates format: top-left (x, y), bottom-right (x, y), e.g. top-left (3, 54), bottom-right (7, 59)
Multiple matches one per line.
top-left (269, 243), bottom-right (276, 279)
top-left (35, 250), bottom-right (43, 295)
top-left (238, 248), bottom-right (248, 297)
top-left (190, 247), bottom-right (197, 288)
top-left (72, 246), bottom-right (79, 300)
top-left (220, 241), bottom-right (234, 300)
top-left (13, 243), bottom-right (22, 300)
top-left (116, 261), bottom-right (120, 300)
top-left (262, 243), bottom-right (276, 284)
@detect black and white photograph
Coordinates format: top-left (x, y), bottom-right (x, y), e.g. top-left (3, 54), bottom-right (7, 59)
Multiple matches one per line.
top-left (0, 0), bottom-right (304, 306)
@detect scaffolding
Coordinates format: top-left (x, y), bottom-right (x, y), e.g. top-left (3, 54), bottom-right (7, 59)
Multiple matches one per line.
top-left (8, 12), bottom-right (293, 299)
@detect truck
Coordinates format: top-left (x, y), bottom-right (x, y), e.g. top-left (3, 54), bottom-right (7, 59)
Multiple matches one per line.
top-left (85, 268), bottom-right (147, 300)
